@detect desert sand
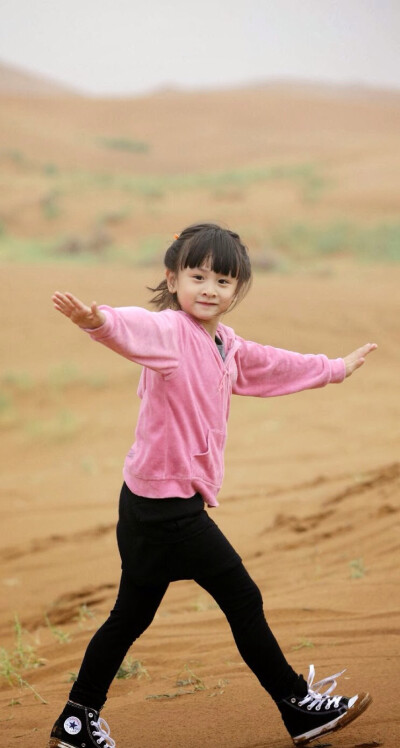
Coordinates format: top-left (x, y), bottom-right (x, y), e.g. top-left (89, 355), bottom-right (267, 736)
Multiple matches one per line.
top-left (0, 68), bottom-right (399, 746)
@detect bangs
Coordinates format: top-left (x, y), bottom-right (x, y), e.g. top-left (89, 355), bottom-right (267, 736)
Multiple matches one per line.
top-left (180, 228), bottom-right (241, 278)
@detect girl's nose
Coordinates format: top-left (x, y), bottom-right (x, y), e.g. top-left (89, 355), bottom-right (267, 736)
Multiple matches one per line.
top-left (202, 282), bottom-right (217, 296)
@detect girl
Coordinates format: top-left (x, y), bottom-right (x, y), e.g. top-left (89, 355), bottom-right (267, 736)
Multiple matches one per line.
top-left (49, 223), bottom-right (374, 748)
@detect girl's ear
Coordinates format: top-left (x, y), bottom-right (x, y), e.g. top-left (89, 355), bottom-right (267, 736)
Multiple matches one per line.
top-left (166, 269), bottom-right (176, 293)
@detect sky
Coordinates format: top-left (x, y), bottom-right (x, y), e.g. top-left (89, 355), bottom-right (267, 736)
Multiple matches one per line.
top-left (1, 0), bottom-right (400, 96)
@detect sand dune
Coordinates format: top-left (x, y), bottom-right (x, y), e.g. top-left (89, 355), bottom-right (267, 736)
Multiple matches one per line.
top-left (1, 259), bottom-right (399, 746)
top-left (0, 60), bottom-right (81, 97)
top-left (1, 75), bottom-right (400, 254)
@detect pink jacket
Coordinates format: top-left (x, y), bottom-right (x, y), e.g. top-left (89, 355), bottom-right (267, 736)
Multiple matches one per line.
top-left (87, 306), bottom-right (345, 507)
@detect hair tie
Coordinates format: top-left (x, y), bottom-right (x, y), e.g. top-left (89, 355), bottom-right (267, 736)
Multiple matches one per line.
top-left (174, 233), bottom-right (180, 240)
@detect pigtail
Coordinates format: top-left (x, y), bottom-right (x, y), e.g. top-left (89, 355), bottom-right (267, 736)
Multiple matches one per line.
top-left (148, 278), bottom-right (180, 310)
top-left (148, 235), bottom-right (182, 310)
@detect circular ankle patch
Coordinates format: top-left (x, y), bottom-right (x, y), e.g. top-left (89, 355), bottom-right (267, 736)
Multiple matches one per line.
top-left (64, 716), bottom-right (82, 735)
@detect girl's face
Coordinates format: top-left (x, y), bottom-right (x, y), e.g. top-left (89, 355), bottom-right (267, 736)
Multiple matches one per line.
top-left (166, 263), bottom-right (238, 336)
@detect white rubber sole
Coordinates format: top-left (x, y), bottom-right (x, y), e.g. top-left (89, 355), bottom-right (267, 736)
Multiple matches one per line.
top-left (292, 692), bottom-right (372, 745)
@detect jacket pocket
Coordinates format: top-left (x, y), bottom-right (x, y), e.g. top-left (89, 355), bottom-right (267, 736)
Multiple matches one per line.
top-left (190, 429), bottom-right (226, 486)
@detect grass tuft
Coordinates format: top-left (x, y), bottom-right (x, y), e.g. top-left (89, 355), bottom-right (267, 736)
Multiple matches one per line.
top-left (0, 615), bottom-right (47, 703)
top-left (75, 604), bottom-right (96, 625)
top-left (116, 657), bottom-right (149, 680)
top-left (99, 137), bottom-right (150, 154)
top-left (291, 638), bottom-right (315, 651)
top-left (45, 615), bottom-right (71, 644)
top-left (349, 558), bottom-right (366, 579)
top-left (175, 664), bottom-right (205, 691)
top-left (146, 666), bottom-right (211, 701)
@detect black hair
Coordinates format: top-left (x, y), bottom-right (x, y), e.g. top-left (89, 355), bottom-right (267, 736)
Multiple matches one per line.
top-left (148, 222), bottom-right (252, 311)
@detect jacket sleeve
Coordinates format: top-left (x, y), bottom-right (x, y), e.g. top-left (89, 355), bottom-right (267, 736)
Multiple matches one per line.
top-left (83, 306), bottom-right (181, 376)
top-left (232, 336), bottom-right (346, 397)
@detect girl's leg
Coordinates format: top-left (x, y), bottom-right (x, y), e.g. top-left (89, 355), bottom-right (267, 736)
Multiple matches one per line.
top-left (69, 571), bottom-right (168, 710)
top-left (195, 562), bottom-right (300, 702)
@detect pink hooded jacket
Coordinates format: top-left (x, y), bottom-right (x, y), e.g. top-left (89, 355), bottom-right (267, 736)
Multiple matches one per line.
top-left (86, 306), bottom-right (345, 507)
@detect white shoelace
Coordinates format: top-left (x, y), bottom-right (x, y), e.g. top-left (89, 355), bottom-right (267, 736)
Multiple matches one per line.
top-left (90, 717), bottom-right (116, 747)
top-left (298, 664), bottom-right (345, 711)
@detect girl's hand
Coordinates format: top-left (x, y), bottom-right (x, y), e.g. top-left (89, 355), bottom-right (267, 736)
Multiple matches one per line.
top-left (52, 292), bottom-right (106, 329)
top-left (343, 342), bottom-right (377, 377)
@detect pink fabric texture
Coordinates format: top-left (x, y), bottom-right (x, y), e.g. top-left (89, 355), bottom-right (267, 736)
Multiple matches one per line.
top-left (86, 306), bottom-right (345, 507)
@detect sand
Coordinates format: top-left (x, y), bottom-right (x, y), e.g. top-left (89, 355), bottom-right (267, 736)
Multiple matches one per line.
top-left (0, 76), bottom-right (399, 746)
top-left (1, 260), bottom-right (399, 747)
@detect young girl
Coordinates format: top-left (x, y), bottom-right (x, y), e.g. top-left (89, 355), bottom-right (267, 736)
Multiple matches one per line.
top-left (49, 223), bottom-right (375, 748)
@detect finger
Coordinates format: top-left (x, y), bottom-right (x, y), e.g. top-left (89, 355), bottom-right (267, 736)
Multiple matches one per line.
top-left (52, 293), bottom-right (73, 313)
top-left (359, 342), bottom-right (377, 356)
top-left (64, 292), bottom-right (86, 310)
top-left (52, 292), bottom-right (69, 306)
top-left (53, 291), bottom-right (75, 306)
top-left (349, 344), bottom-right (376, 366)
top-left (347, 358), bottom-right (361, 374)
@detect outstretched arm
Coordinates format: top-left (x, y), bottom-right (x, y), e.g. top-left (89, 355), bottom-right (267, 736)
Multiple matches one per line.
top-left (232, 336), bottom-right (378, 398)
top-left (52, 294), bottom-right (181, 374)
top-left (52, 292), bottom-right (106, 329)
top-left (343, 343), bottom-right (377, 378)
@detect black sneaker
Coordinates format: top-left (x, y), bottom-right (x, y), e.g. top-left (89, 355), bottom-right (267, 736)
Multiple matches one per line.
top-left (49, 700), bottom-right (115, 747)
top-left (278, 664), bottom-right (372, 745)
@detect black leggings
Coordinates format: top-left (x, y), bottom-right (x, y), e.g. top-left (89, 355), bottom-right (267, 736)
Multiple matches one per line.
top-left (70, 484), bottom-right (298, 710)
top-left (70, 563), bottom-right (297, 710)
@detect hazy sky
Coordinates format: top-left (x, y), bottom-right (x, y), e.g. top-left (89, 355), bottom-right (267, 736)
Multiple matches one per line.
top-left (1, 0), bottom-right (400, 96)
